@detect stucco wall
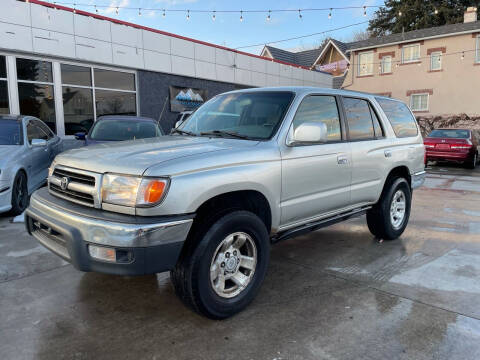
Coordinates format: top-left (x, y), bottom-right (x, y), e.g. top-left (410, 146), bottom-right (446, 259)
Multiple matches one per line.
top-left (343, 33), bottom-right (480, 116)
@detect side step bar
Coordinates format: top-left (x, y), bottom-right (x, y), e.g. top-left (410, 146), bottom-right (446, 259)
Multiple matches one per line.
top-left (272, 206), bottom-right (372, 244)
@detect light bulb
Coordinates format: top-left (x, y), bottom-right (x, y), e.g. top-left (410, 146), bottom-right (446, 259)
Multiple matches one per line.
top-left (212, 11), bottom-right (216, 21)
top-left (267, 10), bottom-right (271, 21)
top-left (299, 10), bottom-right (302, 19)
top-left (138, 8), bottom-right (142, 16)
top-left (162, 9), bottom-right (166, 18)
top-left (328, 9), bottom-right (332, 19)
top-left (116, 7), bottom-right (119, 15)
top-left (363, 6), bottom-right (367, 17)
top-left (240, 11), bottom-right (243, 22)
top-left (186, 10), bottom-right (190, 20)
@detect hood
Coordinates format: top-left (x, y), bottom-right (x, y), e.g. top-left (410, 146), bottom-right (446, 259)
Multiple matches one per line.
top-left (0, 145), bottom-right (24, 169)
top-left (55, 135), bottom-right (259, 175)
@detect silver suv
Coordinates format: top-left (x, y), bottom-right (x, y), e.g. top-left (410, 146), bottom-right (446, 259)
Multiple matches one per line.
top-left (26, 87), bottom-right (425, 319)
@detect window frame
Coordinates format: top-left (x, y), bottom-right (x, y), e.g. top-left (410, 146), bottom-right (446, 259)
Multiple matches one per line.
top-left (401, 43), bottom-right (421, 63)
top-left (476, 35), bottom-right (480, 64)
top-left (380, 55), bottom-right (392, 74)
top-left (340, 96), bottom-right (385, 142)
top-left (287, 94), bottom-right (346, 146)
top-left (430, 51), bottom-right (442, 71)
top-left (357, 51), bottom-right (374, 76)
top-left (410, 93), bottom-right (429, 112)
top-left (0, 55), bottom-right (9, 115)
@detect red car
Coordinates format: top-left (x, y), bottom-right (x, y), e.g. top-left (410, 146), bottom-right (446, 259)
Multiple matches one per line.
top-left (424, 129), bottom-right (479, 168)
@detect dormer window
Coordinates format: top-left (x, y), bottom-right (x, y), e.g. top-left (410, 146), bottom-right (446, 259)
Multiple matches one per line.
top-left (402, 44), bottom-right (420, 63)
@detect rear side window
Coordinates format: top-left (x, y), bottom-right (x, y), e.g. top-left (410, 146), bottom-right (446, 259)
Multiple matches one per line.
top-left (343, 97), bottom-right (377, 140)
top-left (375, 97), bottom-right (418, 137)
top-left (292, 95), bottom-right (342, 142)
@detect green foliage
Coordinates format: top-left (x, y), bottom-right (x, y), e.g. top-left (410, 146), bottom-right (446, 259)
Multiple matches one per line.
top-left (368, 0), bottom-right (480, 37)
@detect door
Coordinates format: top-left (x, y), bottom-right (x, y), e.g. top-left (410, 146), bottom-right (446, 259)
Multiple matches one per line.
top-left (280, 95), bottom-right (352, 227)
top-left (341, 97), bottom-right (391, 205)
top-left (34, 119), bottom-right (62, 162)
top-left (25, 120), bottom-right (50, 191)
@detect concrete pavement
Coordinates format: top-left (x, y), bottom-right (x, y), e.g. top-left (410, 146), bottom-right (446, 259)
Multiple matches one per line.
top-left (1, 165), bottom-right (480, 360)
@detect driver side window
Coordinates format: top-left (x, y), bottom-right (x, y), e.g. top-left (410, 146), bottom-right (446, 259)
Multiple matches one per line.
top-left (292, 95), bottom-right (342, 142)
top-left (26, 121), bottom-right (48, 144)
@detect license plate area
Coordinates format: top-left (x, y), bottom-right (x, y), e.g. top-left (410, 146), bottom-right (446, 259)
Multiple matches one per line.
top-left (436, 143), bottom-right (450, 150)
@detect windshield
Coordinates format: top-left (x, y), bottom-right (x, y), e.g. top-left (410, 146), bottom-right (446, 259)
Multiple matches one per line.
top-left (428, 129), bottom-right (470, 139)
top-left (0, 120), bottom-right (23, 145)
top-left (89, 120), bottom-right (161, 141)
top-left (178, 91), bottom-right (294, 139)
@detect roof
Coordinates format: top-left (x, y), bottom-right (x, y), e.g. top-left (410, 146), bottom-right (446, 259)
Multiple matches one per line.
top-left (264, 45), bottom-right (323, 68)
top-left (348, 20), bottom-right (480, 51)
top-left (97, 116), bottom-right (156, 122)
top-left (332, 76), bottom-right (346, 89)
top-left (0, 115), bottom-right (23, 122)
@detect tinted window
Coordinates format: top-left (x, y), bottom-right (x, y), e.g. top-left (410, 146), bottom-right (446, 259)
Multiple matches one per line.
top-left (16, 58), bottom-right (53, 82)
top-left (370, 106), bottom-right (384, 137)
top-left (63, 87), bottom-right (94, 135)
top-left (376, 97), bottom-right (418, 137)
top-left (181, 92), bottom-right (294, 140)
top-left (343, 97), bottom-right (375, 140)
top-left (18, 83), bottom-right (56, 133)
top-left (292, 95), bottom-right (341, 142)
top-left (61, 64), bottom-right (92, 86)
top-left (90, 120), bottom-right (161, 141)
top-left (0, 120), bottom-right (23, 145)
top-left (34, 120), bottom-right (54, 140)
top-left (0, 81), bottom-right (8, 114)
top-left (95, 90), bottom-right (136, 117)
top-left (94, 69), bottom-right (135, 91)
top-left (26, 121), bottom-right (48, 143)
top-left (428, 129), bottom-right (470, 139)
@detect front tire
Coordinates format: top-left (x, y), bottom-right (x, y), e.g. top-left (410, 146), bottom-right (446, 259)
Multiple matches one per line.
top-left (366, 177), bottom-right (411, 240)
top-left (171, 210), bottom-right (270, 319)
top-left (10, 171), bottom-right (28, 216)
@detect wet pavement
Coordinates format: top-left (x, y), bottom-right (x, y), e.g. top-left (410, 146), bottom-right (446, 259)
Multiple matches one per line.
top-left (1, 164), bottom-right (480, 360)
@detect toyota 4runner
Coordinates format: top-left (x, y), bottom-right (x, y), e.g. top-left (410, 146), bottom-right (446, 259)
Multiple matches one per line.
top-left (26, 87), bottom-right (425, 319)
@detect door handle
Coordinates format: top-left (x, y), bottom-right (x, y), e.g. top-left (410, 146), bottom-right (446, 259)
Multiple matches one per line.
top-left (384, 150), bottom-right (392, 158)
top-left (337, 155), bottom-right (348, 165)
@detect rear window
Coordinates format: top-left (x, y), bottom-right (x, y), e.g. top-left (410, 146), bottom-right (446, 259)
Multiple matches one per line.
top-left (375, 97), bottom-right (418, 138)
top-left (427, 129), bottom-right (470, 139)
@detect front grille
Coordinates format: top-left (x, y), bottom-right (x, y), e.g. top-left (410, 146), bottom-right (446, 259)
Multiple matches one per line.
top-left (49, 166), bottom-right (99, 207)
top-left (31, 219), bottom-right (70, 260)
top-left (53, 168), bottom-right (95, 186)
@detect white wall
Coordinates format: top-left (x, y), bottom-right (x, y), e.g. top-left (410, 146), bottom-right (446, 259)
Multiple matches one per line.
top-left (0, 0), bottom-right (332, 88)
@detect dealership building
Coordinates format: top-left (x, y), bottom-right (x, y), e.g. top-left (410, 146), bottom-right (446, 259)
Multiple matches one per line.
top-left (0, 0), bottom-right (332, 137)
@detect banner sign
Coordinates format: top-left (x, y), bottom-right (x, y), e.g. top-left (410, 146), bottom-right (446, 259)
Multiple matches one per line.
top-left (169, 86), bottom-right (208, 112)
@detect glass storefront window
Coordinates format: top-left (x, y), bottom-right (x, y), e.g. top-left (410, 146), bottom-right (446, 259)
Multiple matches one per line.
top-left (0, 56), bottom-right (8, 114)
top-left (95, 90), bottom-right (136, 117)
top-left (0, 56), bottom-right (6, 78)
top-left (62, 87), bottom-right (94, 135)
top-left (18, 83), bottom-right (56, 133)
top-left (61, 64), bottom-right (92, 87)
top-left (94, 69), bottom-right (135, 91)
top-left (16, 58), bottom-right (53, 83)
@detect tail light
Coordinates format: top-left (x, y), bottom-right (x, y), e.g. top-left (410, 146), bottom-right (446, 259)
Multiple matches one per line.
top-left (424, 142), bottom-right (435, 148)
top-left (451, 140), bottom-right (472, 149)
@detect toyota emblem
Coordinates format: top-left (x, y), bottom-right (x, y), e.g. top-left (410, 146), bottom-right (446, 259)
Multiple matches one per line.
top-left (60, 177), bottom-right (69, 191)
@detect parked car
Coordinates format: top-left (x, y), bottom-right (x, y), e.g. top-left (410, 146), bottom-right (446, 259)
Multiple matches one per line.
top-left (26, 88), bottom-right (425, 319)
top-left (424, 128), bottom-right (479, 168)
top-left (74, 116), bottom-right (163, 146)
top-left (0, 115), bottom-right (62, 215)
top-left (174, 111), bottom-right (193, 128)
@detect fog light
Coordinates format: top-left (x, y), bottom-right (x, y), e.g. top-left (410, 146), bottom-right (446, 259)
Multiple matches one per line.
top-left (89, 245), bottom-right (116, 262)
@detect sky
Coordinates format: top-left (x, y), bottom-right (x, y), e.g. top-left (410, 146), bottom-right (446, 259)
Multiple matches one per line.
top-left (53, 0), bottom-right (385, 55)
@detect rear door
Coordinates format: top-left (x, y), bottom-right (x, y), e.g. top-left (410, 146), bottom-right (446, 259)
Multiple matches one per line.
top-left (280, 94), bottom-right (352, 227)
top-left (341, 96), bottom-right (391, 206)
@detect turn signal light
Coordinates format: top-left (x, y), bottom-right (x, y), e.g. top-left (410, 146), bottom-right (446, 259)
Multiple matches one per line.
top-left (143, 180), bottom-right (167, 204)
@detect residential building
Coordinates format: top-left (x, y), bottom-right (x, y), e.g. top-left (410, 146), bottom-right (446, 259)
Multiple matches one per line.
top-left (261, 7), bottom-right (480, 118)
top-left (0, 0), bottom-right (332, 138)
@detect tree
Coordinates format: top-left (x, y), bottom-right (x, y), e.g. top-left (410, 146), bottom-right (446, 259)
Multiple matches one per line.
top-left (349, 30), bottom-right (373, 42)
top-left (368, 0), bottom-right (480, 37)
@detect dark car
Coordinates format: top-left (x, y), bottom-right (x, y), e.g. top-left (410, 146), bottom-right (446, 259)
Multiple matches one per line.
top-left (424, 128), bottom-right (479, 168)
top-left (74, 116), bottom-right (163, 146)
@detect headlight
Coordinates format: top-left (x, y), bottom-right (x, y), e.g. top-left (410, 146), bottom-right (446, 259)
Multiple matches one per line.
top-left (48, 160), bottom-right (57, 177)
top-left (101, 174), bottom-right (169, 207)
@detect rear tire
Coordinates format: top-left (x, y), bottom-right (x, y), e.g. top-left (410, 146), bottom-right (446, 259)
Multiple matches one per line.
top-left (171, 210), bottom-right (270, 319)
top-left (10, 171), bottom-right (28, 216)
top-left (466, 153), bottom-right (477, 169)
top-left (366, 177), bottom-right (411, 240)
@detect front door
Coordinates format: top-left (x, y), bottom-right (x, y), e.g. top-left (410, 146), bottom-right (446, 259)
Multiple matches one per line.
top-left (26, 120), bottom-right (50, 191)
top-left (280, 95), bottom-right (351, 227)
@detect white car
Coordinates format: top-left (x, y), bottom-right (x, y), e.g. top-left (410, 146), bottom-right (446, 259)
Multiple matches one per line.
top-left (0, 115), bottom-right (62, 215)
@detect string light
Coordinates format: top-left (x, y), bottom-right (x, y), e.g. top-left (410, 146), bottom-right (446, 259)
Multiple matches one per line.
top-left (94, 4), bottom-right (98, 13)
top-left (398, 10), bottom-right (402, 17)
top-left (73, 3), bottom-right (76, 13)
top-left (186, 9), bottom-right (190, 20)
top-left (298, 9), bottom-right (302, 19)
top-left (138, 8), bottom-right (141, 16)
top-left (212, 10), bottom-right (216, 21)
top-left (162, 9), bottom-right (166, 17)
top-left (461, 51), bottom-right (465, 60)
top-left (434, 8), bottom-right (438, 15)
top-left (328, 8), bottom-right (332, 19)
top-left (363, 6), bottom-right (367, 17)
top-left (267, 10), bottom-right (271, 21)
top-left (240, 11), bottom-right (243, 22)
top-left (115, 6), bottom-right (119, 15)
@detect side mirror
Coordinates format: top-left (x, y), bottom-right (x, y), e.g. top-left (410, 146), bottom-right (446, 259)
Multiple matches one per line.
top-left (288, 122), bottom-right (328, 145)
top-left (31, 139), bottom-right (47, 147)
top-left (74, 132), bottom-right (86, 140)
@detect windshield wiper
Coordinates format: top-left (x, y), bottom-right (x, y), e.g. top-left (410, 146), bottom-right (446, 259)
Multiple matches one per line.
top-left (170, 128), bottom-right (197, 136)
top-left (200, 130), bottom-right (250, 140)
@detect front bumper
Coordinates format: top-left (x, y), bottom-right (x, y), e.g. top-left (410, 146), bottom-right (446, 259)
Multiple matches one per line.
top-left (411, 171), bottom-right (426, 190)
top-left (0, 180), bottom-right (12, 213)
top-left (25, 187), bottom-right (193, 275)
